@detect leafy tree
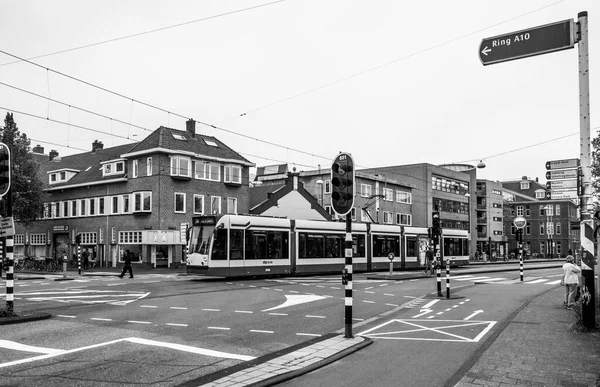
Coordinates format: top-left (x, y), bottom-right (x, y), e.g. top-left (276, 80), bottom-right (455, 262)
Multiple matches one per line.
top-left (0, 112), bottom-right (46, 225)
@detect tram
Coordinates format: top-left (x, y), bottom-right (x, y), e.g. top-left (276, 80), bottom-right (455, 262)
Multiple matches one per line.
top-left (185, 215), bottom-right (470, 277)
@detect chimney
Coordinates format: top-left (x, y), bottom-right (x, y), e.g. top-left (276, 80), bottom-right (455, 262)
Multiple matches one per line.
top-left (186, 119), bottom-right (196, 136)
top-left (287, 167), bottom-right (300, 190)
top-left (92, 140), bottom-right (104, 153)
top-left (49, 149), bottom-right (59, 161)
top-left (535, 177), bottom-right (539, 183)
top-left (521, 176), bottom-right (528, 180)
top-left (32, 145), bottom-right (44, 154)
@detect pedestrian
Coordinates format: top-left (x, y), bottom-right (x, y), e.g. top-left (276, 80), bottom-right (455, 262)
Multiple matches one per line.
top-left (82, 249), bottom-right (89, 269)
top-left (119, 249), bottom-right (134, 279)
top-left (424, 247), bottom-right (434, 276)
top-left (562, 252), bottom-right (580, 309)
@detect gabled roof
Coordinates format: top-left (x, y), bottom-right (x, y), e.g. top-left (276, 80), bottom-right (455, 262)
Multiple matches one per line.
top-left (123, 126), bottom-right (253, 166)
top-left (249, 183), bottom-right (285, 209)
top-left (39, 143), bottom-right (136, 189)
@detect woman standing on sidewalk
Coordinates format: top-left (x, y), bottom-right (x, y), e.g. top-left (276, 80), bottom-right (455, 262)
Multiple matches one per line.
top-left (562, 254), bottom-right (580, 309)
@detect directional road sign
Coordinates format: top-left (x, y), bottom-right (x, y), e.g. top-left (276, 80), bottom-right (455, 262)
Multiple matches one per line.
top-left (545, 158), bottom-right (579, 170)
top-left (546, 180), bottom-right (577, 189)
top-left (546, 169), bottom-right (578, 180)
top-left (546, 190), bottom-right (578, 200)
top-left (0, 216), bottom-right (15, 237)
top-left (479, 19), bottom-right (574, 66)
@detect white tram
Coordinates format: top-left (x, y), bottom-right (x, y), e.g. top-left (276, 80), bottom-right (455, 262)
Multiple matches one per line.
top-left (185, 215), bottom-right (470, 277)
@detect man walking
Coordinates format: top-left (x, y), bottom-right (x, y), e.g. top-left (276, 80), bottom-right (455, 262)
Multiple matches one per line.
top-left (424, 247), bottom-right (434, 276)
top-left (119, 250), bottom-right (134, 279)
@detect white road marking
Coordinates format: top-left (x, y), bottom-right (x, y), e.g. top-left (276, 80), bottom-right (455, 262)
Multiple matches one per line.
top-left (268, 312), bottom-right (288, 316)
top-left (289, 290), bottom-right (299, 293)
top-left (475, 278), bottom-right (507, 282)
top-left (316, 285), bottom-right (325, 288)
top-left (107, 283), bottom-right (127, 286)
top-left (250, 330), bottom-right (274, 334)
top-left (170, 307), bottom-right (187, 310)
top-left (412, 310), bottom-right (432, 318)
top-left (202, 308), bottom-right (220, 312)
top-left (296, 333), bottom-right (321, 337)
top-left (166, 323), bottom-right (188, 327)
top-left (262, 294), bottom-right (327, 312)
top-left (422, 299), bottom-right (440, 309)
top-left (331, 287), bottom-right (340, 290)
top-left (365, 287), bottom-right (373, 290)
top-left (0, 340), bottom-right (64, 354)
top-left (547, 280), bottom-right (562, 285)
top-left (91, 318), bottom-right (112, 321)
top-left (56, 315), bottom-right (76, 318)
top-left (379, 284), bottom-right (389, 287)
top-left (384, 293), bottom-right (395, 296)
top-left (409, 279), bottom-right (419, 282)
top-left (128, 321), bottom-right (151, 324)
top-left (142, 281), bottom-right (160, 284)
top-left (248, 285), bottom-right (256, 288)
top-left (385, 303), bottom-right (399, 307)
top-left (353, 318), bottom-right (364, 321)
top-left (454, 276), bottom-right (490, 281)
top-left (363, 300), bottom-right (375, 304)
top-left (140, 305), bottom-right (157, 308)
top-left (526, 279), bottom-right (549, 284)
top-left (364, 291), bottom-right (375, 294)
top-left (234, 310), bottom-right (253, 314)
top-left (464, 310), bottom-right (484, 320)
top-left (208, 326), bottom-right (230, 330)
top-left (306, 315), bottom-right (326, 319)
top-left (403, 295), bottom-right (416, 298)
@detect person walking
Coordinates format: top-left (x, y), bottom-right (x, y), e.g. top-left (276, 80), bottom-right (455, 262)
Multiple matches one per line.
top-left (424, 247), bottom-right (434, 276)
top-left (82, 249), bottom-right (89, 270)
top-left (119, 250), bottom-right (134, 279)
top-left (562, 253), bottom-right (580, 309)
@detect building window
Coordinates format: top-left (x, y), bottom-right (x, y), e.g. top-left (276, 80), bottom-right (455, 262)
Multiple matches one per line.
top-left (493, 230), bottom-right (503, 235)
top-left (351, 207), bottom-right (356, 221)
top-left (546, 206), bottom-right (554, 216)
top-left (556, 222), bottom-right (561, 235)
top-left (493, 217), bottom-right (502, 222)
top-left (540, 222), bottom-right (545, 235)
top-left (520, 181), bottom-right (530, 189)
top-left (111, 196), bottom-right (119, 214)
top-left (71, 200), bottom-right (77, 217)
top-left (102, 161), bottom-right (125, 177)
top-left (526, 222), bottom-right (531, 235)
top-left (516, 206), bottom-right (524, 216)
top-left (30, 233), bottom-right (46, 245)
top-left (535, 191), bottom-right (545, 199)
top-left (80, 200), bottom-right (86, 216)
top-left (193, 194), bottom-right (204, 214)
top-left (175, 193), bottom-right (186, 213)
top-left (547, 222), bottom-right (554, 235)
top-left (119, 231), bottom-right (143, 244)
top-left (384, 188), bottom-right (394, 202)
top-left (53, 203), bottom-right (59, 218)
top-left (361, 209), bottom-right (372, 222)
top-left (99, 197), bottom-right (105, 215)
top-left (80, 232), bottom-right (97, 245)
top-left (360, 184), bottom-right (372, 198)
top-left (132, 160), bottom-right (138, 178)
top-left (492, 189), bottom-right (502, 195)
top-left (224, 165), bottom-right (242, 184)
top-left (431, 176), bottom-right (469, 195)
top-left (170, 156), bottom-right (191, 178)
top-left (50, 174), bottom-right (57, 183)
top-left (325, 205), bottom-right (331, 215)
top-left (396, 191), bottom-right (412, 204)
top-left (210, 196), bottom-right (221, 215)
top-left (227, 197), bottom-right (237, 214)
top-left (324, 180), bottom-right (331, 194)
top-left (134, 191), bottom-right (152, 212)
top-left (383, 211), bottom-right (393, 224)
top-left (525, 205), bottom-right (530, 216)
top-left (63, 201), bottom-right (68, 217)
top-left (90, 198), bottom-right (95, 216)
top-left (14, 234), bottom-right (25, 245)
top-left (396, 213), bottom-right (412, 226)
top-left (122, 195), bottom-right (130, 213)
top-left (492, 203), bottom-right (502, 208)
top-left (555, 205), bottom-right (561, 215)
top-left (147, 157), bottom-right (152, 176)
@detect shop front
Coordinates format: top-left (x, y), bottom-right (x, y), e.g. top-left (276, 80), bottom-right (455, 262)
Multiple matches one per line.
top-left (116, 229), bottom-right (184, 268)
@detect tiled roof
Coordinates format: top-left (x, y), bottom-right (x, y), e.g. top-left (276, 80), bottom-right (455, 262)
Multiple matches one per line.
top-left (249, 183), bottom-right (285, 209)
top-left (125, 126), bottom-right (253, 165)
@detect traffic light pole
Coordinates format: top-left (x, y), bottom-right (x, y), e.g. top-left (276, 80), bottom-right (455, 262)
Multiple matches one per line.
top-left (344, 216), bottom-right (353, 338)
top-left (3, 187), bottom-right (13, 315)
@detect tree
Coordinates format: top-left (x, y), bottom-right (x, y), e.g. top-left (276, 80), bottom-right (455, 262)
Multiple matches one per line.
top-left (0, 112), bottom-right (46, 226)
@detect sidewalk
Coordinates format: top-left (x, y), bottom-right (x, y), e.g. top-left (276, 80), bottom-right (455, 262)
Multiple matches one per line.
top-left (454, 285), bottom-right (600, 387)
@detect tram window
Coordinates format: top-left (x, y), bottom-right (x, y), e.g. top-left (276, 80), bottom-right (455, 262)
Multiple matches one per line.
top-left (353, 235), bottom-right (366, 257)
top-left (325, 234), bottom-right (344, 258)
top-left (299, 233), bottom-right (325, 258)
top-left (246, 230), bottom-right (289, 259)
top-left (267, 231), bottom-right (289, 259)
top-left (211, 229), bottom-right (227, 260)
top-left (406, 236), bottom-right (417, 257)
top-left (230, 230), bottom-right (243, 260)
top-left (443, 237), bottom-right (464, 256)
top-left (246, 231), bottom-right (267, 259)
top-left (373, 235), bottom-right (400, 257)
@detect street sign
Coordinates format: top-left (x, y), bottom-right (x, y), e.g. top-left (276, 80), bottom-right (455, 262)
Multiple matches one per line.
top-left (546, 180), bottom-right (577, 189)
top-left (387, 253), bottom-right (395, 261)
top-left (546, 190), bottom-right (578, 199)
top-left (545, 158), bottom-right (579, 170)
top-left (479, 19), bottom-right (574, 66)
top-left (0, 216), bottom-right (15, 237)
top-left (546, 169), bottom-right (578, 180)
top-left (513, 216), bottom-right (526, 229)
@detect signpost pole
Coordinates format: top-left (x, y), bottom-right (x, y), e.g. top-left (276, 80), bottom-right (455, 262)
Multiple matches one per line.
top-left (577, 11), bottom-right (596, 328)
top-left (344, 216), bottom-right (353, 338)
top-left (3, 186), bottom-right (13, 315)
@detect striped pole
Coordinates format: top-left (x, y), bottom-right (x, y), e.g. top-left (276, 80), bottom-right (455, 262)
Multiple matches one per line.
top-left (344, 216), bottom-right (353, 338)
top-left (446, 259), bottom-right (450, 299)
top-left (436, 256), bottom-right (442, 297)
top-left (0, 239), bottom-right (3, 278)
top-left (77, 244), bottom-right (81, 275)
top-left (519, 243), bottom-right (523, 281)
top-left (5, 236), bottom-right (13, 314)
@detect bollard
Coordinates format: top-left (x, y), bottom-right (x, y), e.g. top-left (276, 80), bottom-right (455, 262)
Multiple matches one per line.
top-left (62, 255), bottom-right (67, 278)
top-left (77, 245), bottom-right (81, 275)
top-left (436, 257), bottom-right (442, 297)
top-left (446, 259), bottom-right (450, 299)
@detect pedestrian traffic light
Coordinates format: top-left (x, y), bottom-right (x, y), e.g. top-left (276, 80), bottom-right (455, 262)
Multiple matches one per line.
top-left (75, 234), bottom-right (81, 245)
top-left (331, 152), bottom-right (355, 216)
top-left (0, 143), bottom-right (11, 197)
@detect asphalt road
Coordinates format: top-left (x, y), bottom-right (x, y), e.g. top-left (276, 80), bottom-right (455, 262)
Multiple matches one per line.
top-left (0, 264), bottom-right (565, 386)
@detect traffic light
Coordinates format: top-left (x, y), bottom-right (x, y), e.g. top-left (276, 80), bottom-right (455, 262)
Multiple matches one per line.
top-left (432, 211), bottom-right (441, 236)
top-left (75, 234), bottom-right (81, 245)
top-left (0, 143), bottom-right (11, 197)
top-left (331, 152), bottom-right (355, 216)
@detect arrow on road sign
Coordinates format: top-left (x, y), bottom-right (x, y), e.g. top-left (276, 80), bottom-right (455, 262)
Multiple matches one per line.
top-left (481, 46), bottom-right (492, 56)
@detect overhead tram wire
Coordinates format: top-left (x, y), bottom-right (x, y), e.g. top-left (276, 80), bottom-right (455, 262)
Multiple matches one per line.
top-left (0, 0), bottom-right (289, 67)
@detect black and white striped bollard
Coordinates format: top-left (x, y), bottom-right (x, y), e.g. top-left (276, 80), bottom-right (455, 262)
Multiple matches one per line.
top-left (344, 217), bottom-right (353, 338)
top-left (77, 245), bottom-right (81, 275)
top-left (5, 236), bottom-right (14, 314)
top-left (446, 259), bottom-right (450, 299)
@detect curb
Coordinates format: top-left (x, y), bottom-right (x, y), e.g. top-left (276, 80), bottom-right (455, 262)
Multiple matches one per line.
top-left (0, 312), bottom-right (52, 326)
top-left (248, 336), bottom-right (373, 387)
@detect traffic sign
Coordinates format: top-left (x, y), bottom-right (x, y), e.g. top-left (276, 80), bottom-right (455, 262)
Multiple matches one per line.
top-left (546, 169), bottom-right (578, 180)
top-left (513, 216), bottom-right (526, 229)
top-left (546, 180), bottom-right (577, 189)
top-left (387, 253), bottom-right (395, 261)
top-left (546, 190), bottom-right (578, 199)
top-left (479, 19), bottom-right (574, 66)
top-left (545, 158), bottom-right (579, 170)
top-left (0, 216), bottom-right (15, 237)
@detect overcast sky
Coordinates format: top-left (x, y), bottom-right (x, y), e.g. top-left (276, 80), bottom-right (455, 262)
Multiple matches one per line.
top-left (0, 0), bottom-right (597, 184)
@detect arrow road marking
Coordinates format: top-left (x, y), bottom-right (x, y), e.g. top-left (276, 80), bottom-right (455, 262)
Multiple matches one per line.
top-left (481, 46), bottom-right (492, 56)
top-left (464, 310), bottom-right (484, 320)
top-left (261, 294), bottom-right (326, 312)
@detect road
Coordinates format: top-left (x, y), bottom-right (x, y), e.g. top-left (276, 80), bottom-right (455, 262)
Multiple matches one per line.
top-left (0, 264), bottom-right (565, 386)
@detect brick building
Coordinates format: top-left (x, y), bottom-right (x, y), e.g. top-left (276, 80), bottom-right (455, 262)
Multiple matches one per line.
top-left (14, 120), bottom-right (254, 268)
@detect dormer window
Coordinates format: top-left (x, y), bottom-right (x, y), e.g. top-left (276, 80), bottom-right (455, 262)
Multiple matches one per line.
top-left (48, 168), bottom-right (78, 184)
top-left (102, 160), bottom-right (126, 177)
top-left (520, 181), bottom-right (530, 189)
